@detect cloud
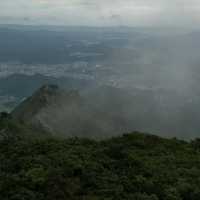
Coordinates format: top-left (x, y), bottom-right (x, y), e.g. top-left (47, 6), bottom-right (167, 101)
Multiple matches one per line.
top-left (0, 0), bottom-right (200, 26)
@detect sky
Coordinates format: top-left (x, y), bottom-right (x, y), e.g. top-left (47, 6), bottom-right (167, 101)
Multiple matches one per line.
top-left (0, 0), bottom-right (200, 27)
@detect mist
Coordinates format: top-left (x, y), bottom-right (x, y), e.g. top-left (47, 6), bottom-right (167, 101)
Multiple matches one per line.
top-left (0, 0), bottom-right (200, 139)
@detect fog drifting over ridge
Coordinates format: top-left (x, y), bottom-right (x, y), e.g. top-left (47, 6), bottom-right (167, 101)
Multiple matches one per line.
top-left (1, 0), bottom-right (200, 139)
top-left (0, 0), bottom-right (200, 27)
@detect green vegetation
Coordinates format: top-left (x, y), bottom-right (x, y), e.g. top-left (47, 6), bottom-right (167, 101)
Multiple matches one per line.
top-left (1, 118), bottom-right (200, 200)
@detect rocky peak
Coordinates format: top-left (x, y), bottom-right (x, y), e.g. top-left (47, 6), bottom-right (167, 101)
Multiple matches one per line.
top-left (38, 85), bottom-right (59, 94)
top-left (11, 84), bottom-right (81, 122)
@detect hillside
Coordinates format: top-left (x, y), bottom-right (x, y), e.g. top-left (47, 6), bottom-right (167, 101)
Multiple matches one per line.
top-left (0, 74), bottom-right (96, 112)
top-left (11, 84), bottom-right (200, 140)
top-left (11, 85), bottom-right (138, 138)
top-left (1, 118), bottom-right (200, 200)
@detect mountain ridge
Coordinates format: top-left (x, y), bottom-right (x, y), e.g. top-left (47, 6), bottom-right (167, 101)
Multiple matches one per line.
top-left (11, 84), bottom-right (136, 138)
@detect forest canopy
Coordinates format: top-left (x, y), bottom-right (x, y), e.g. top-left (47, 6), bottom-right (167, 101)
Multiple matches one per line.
top-left (1, 118), bottom-right (200, 200)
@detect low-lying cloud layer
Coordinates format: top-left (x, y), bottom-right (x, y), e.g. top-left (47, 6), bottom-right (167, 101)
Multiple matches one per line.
top-left (0, 0), bottom-right (200, 26)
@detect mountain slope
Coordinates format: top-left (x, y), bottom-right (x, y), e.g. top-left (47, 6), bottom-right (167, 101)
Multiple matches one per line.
top-left (1, 129), bottom-right (200, 200)
top-left (12, 84), bottom-right (200, 139)
top-left (12, 84), bottom-right (130, 138)
top-left (12, 85), bottom-right (85, 136)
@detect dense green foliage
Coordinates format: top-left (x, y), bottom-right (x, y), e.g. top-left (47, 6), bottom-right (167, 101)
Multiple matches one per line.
top-left (1, 119), bottom-right (200, 200)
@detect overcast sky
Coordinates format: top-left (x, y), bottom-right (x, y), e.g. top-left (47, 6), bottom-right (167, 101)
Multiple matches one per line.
top-left (0, 0), bottom-right (200, 27)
